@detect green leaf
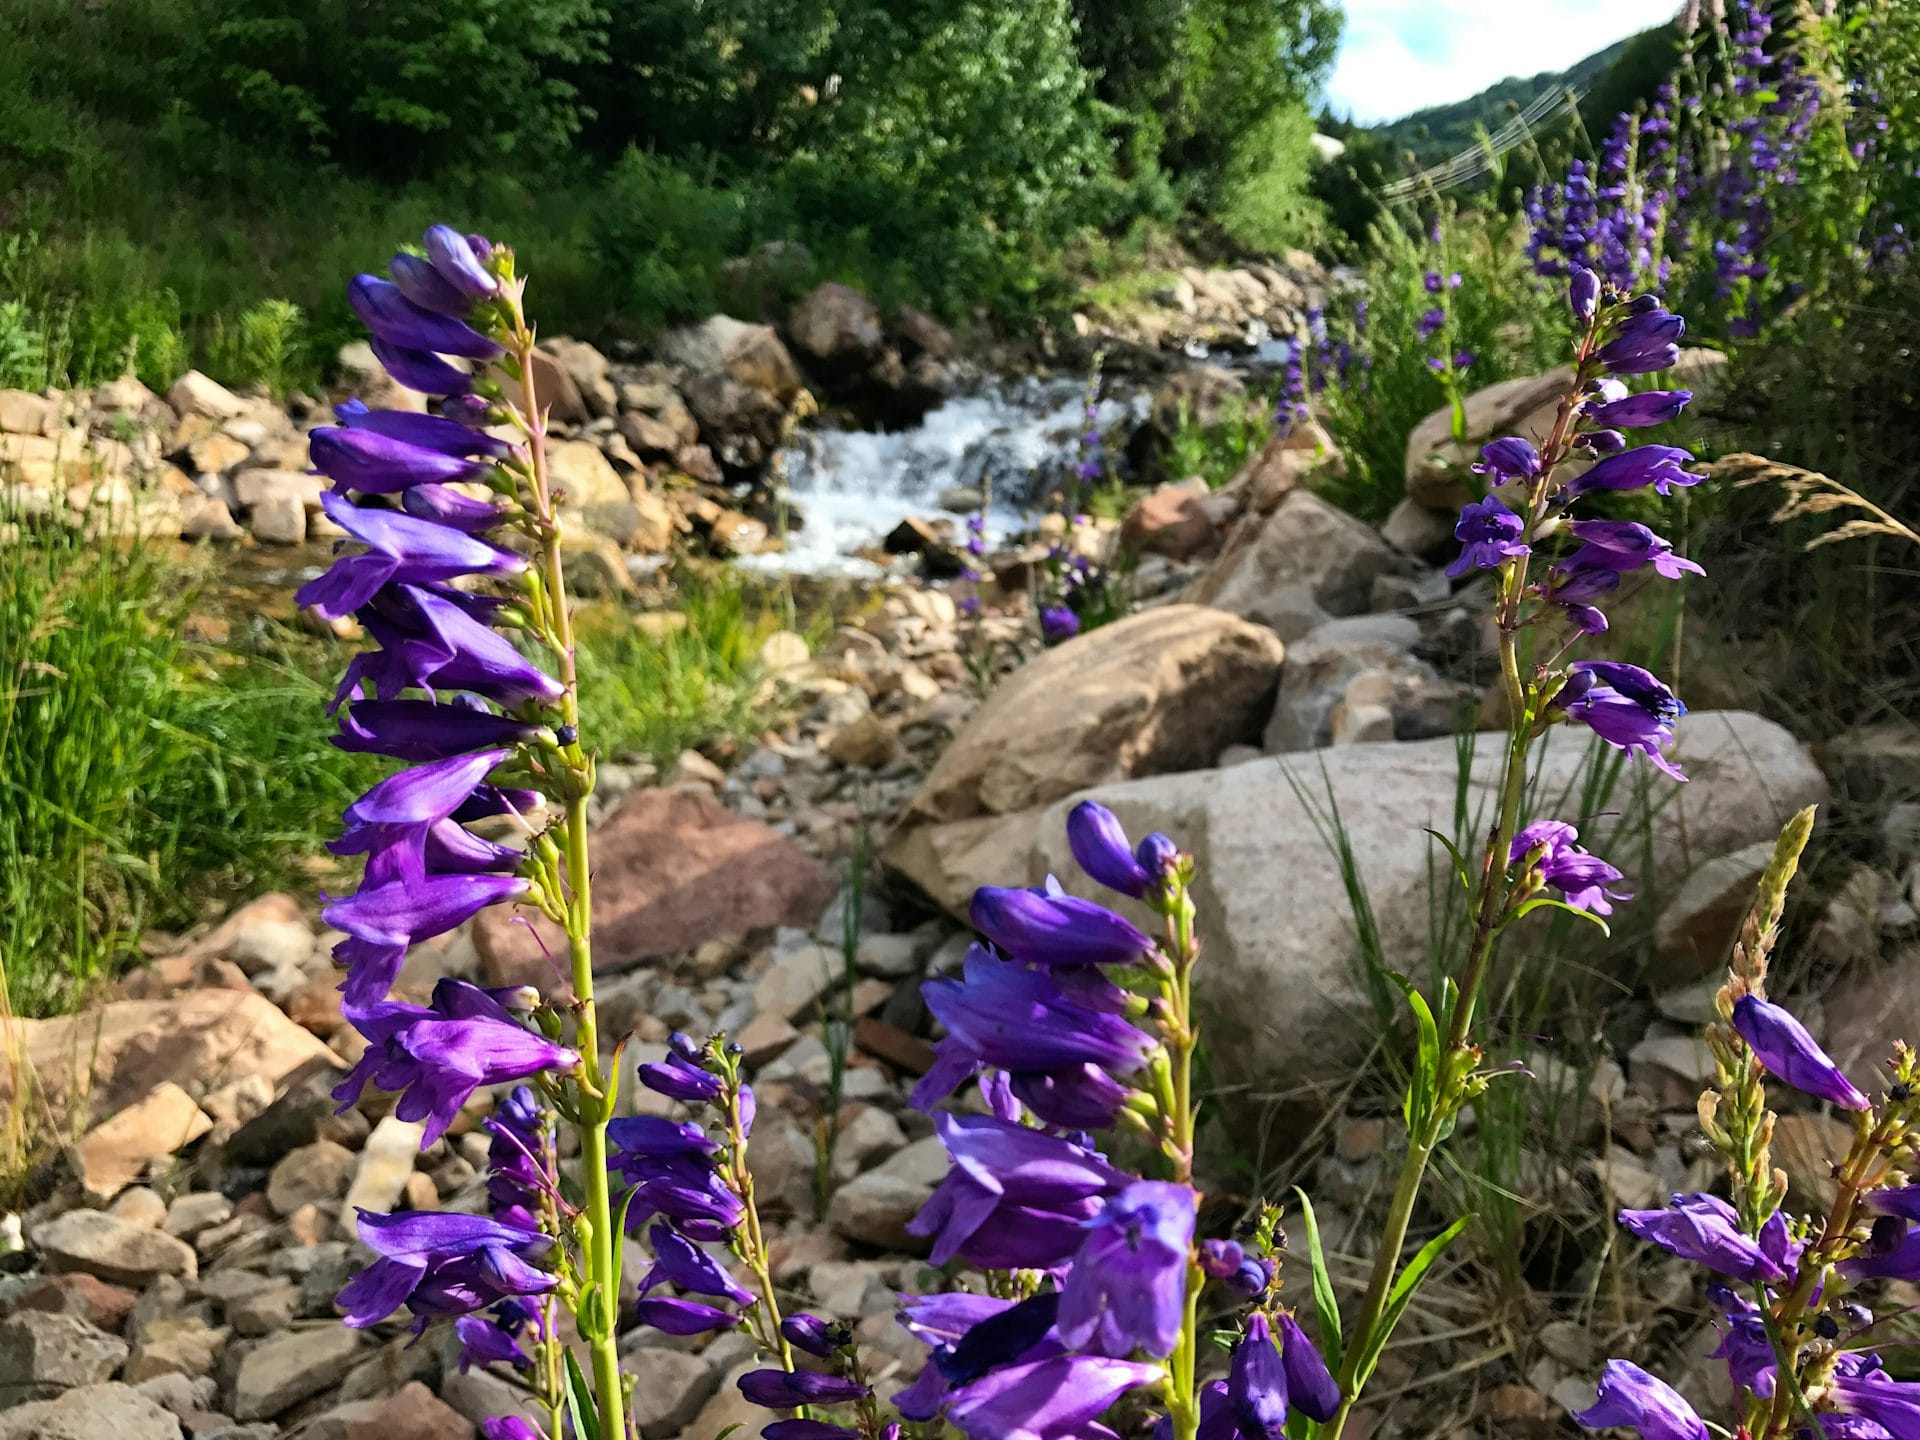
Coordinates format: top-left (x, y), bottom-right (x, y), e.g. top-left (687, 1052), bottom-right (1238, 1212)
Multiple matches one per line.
top-left (1423, 828), bottom-right (1473, 895)
top-left (1512, 895), bottom-right (1612, 937)
top-left (1292, 1187), bottom-right (1343, 1371)
top-left (1349, 1216), bottom-right (1471, 1392)
top-left (564, 1350), bottom-right (602, 1440)
top-left (1385, 971), bottom-right (1440, 1131)
top-left (608, 1183), bottom-right (640, 1304)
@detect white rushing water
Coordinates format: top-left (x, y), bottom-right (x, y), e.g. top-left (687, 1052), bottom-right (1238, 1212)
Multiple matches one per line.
top-left (738, 377), bottom-right (1145, 577)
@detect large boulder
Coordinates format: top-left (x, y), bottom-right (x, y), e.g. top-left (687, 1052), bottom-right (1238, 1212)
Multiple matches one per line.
top-left (889, 711), bottom-right (1826, 1109)
top-left (656, 316), bottom-right (801, 404)
top-left (475, 785), bottom-right (838, 990)
top-left (1184, 489), bottom-right (1401, 641)
top-left (895, 606), bottom-right (1286, 832)
top-left (788, 283), bottom-right (884, 368)
top-left (540, 337), bottom-right (618, 420)
top-left (1404, 365), bottom-right (1572, 512)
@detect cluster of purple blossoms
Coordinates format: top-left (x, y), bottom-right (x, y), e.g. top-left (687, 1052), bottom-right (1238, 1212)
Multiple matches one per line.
top-left (308, 227), bottom-right (589, 1347)
top-left (871, 801), bottom-right (1341, 1440)
top-left (957, 502), bottom-right (989, 618)
top-left (1575, 988), bottom-right (1920, 1440)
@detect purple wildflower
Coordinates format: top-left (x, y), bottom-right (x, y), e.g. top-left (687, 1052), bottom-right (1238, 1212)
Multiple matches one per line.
top-left (1731, 995), bottom-right (1870, 1110)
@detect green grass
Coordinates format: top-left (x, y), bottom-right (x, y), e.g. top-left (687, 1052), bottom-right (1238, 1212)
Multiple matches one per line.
top-left (0, 517), bottom-right (375, 1016)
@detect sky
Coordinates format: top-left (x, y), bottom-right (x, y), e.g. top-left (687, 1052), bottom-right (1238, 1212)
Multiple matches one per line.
top-left (1324, 0), bottom-right (1682, 126)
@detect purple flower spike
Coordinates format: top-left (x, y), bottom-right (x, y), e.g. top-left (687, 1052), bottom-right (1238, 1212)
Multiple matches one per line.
top-left (425, 224), bottom-right (500, 300)
top-left (944, 1355), bottom-right (1163, 1440)
top-left (1447, 497), bottom-right (1530, 578)
top-left (1732, 995), bottom-right (1870, 1110)
top-left (1057, 1181), bottom-right (1196, 1358)
top-left (296, 495), bottom-right (526, 619)
top-left (1619, 1192), bottom-right (1786, 1284)
top-left (630, 1296), bottom-right (739, 1335)
top-left (738, 1369), bottom-right (871, 1410)
top-left (350, 274), bottom-right (503, 360)
top-left (969, 880), bottom-right (1155, 968)
top-left (1068, 801), bottom-right (1152, 898)
top-left (1573, 1359), bottom-right (1709, 1440)
top-left (1230, 1313), bottom-right (1290, 1439)
top-left (1277, 1312), bottom-right (1342, 1423)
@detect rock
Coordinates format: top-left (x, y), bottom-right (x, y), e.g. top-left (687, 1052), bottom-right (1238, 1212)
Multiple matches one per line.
top-left (0, 390), bottom-right (59, 437)
top-left (656, 317), bottom-right (801, 404)
top-left (167, 372), bottom-right (246, 422)
top-left (1186, 489), bottom-right (1401, 641)
top-left (1404, 366), bottom-right (1574, 510)
top-left (1121, 483), bottom-right (1216, 560)
top-left (789, 283), bottom-right (884, 367)
top-left (474, 786), bottom-right (837, 989)
top-left (266, 1140), bottom-right (355, 1217)
top-left (753, 943), bottom-right (837, 1022)
top-left (680, 1365), bottom-right (765, 1440)
top-left (186, 433), bottom-right (250, 476)
top-left (494, 348), bottom-right (585, 427)
top-left (825, 713), bottom-right (900, 770)
top-left (180, 496), bottom-right (244, 542)
top-left (831, 1138), bottom-right (945, 1250)
top-left (1380, 497), bottom-right (1461, 561)
top-left (232, 468), bottom-right (325, 515)
top-left (228, 1327), bottom-right (362, 1421)
top-left (338, 1116), bottom-right (426, 1235)
top-left (309, 1381), bottom-right (476, 1440)
top-left (546, 440), bottom-right (629, 510)
top-left (616, 411), bottom-right (684, 458)
top-left (74, 1084), bottom-right (213, 1201)
top-left (619, 1347), bottom-right (716, 1438)
top-left (108, 1189), bottom-right (168, 1230)
top-left (682, 373), bottom-right (790, 470)
top-left (0, 1383), bottom-right (183, 1440)
top-left (896, 606), bottom-right (1284, 831)
top-left (541, 338), bottom-right (617, 420)
top-left (176, 896), bottom-right (313, 972)
top-left (11, 1274), bottom-right (137, 1334)
top-left (895, 305), bottom-right (957, 361)
top-left (245, 492), bottom-right (305, 545)
top-left (33, 1211), bottom-right (198, 1288)
top-left (1260, 618), bottom-right (1437, 752)
top-left (898, 713), bottom-right (1825, 1099)
top-left (757, 629), bottom-right (810, 672)
top-left (122, 1317), bottom-right (227, 1385)
top-left (1652, 841), bottom-right (1775, 975)
top-left (558, 527), bottom-right (635, 597)
top-left (225, 1283), bottom-right (300, 1339)
top-left (1773, 1113), bottom-right (1853, 1213)
top-left (0, 1313), bottom-right (130, 1406)
top-left (1149, 367), bottom-right (1246, 437)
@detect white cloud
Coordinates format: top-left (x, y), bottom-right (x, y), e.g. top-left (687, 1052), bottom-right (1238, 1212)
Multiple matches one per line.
top-left (1325, 0), bottom-right (1682, 126)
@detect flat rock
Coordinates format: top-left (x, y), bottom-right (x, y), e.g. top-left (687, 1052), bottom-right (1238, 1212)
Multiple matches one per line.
top-left (266, 1139), bottom-right (355, 1217)
top-left (1652, 841), bottom-right (1775, 974)
top-left (306, 1381), bottom-right (475, 1440)
top-left (74, 1084), bottom-right (213, 1202)
top-left (890, 712), bottom-right (1825, 1109)
top-left (896, 605), bottom-right (1285, 832)
top-left (0, 1383), bottom-right (183, 1440)
top-left (10, 1273), bottom-right (137, 1333)
top-left (0, 990), bottom-right (335, 1123)
top-left (122, 1317), bottom-right (228, 1384)
top-left (33, 1210), bottom-right (197, 1288)
top-left (228, 1327), bottom-right (362, 1421)
top-left (0, 1312), bottom-right (129, 1407)
top-left (338, 1116), bottom-right (427, 1236)
top-left (474, 786), bottom-right (836, 989)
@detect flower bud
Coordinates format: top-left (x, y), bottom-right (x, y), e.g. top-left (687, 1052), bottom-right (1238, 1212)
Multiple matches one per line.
top-left (1570, 267), bottom-right (1601, 323)
top-left (1067, 801), bottom-right (1151, 898)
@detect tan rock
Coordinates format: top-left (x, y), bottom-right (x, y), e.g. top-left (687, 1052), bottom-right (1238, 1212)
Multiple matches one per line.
top-left (540, 336), bottom-right (617, 419)
top-left (267, 1139), bottom-right (355, 1216)
top-left (898, 605), bottom-right (1285, 827)
top-left (826, 713), bottom-right (900, 770)
top-left (474, 786), bottom-right (837, 990)
top-left (493, 347), bottom-right (585, 426)
top-left (186, 432), bottom-right (251, 476)
top-left (1185, 489), bottom-right (1399, 641)
top-left (180, 495), bottom-right (244, 541)
top-left (1121, 482), bottom-right (1215, 559)
top-left (234, 468), bottom-right (326, 513)
top-left (339, 1116), bottom-right (427, 1235)
top-left (789, 282), bottom-right (884, 365)
top-left (73, 1083), bottom-right (213, 1201)
top-left (167, 370), bottom-right (247, 422)
top-left (656, 316), bottom-right (801, 403)
top-left (1403, 366), bottom-right (1574, 510)
top-left (545, 440), bottom-right (628, 509)
top-left (0, 389), bottom-right (59, 437)
top-left (1652, 841), bottom-right (1775, 974)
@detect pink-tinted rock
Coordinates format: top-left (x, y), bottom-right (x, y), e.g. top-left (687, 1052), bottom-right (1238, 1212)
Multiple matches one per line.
top-left (1121, 483), bottom-right (1215, 559)
top-left (475, 787), bottom-right (837, 989)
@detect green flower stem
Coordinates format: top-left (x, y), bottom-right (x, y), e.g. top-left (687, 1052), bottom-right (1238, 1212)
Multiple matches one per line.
top-left (1322, 314), bottom-right (1604, 1440)
top-left (1160, 880), bottom-right (1204, 1440)
top-left (505, 307), bottom-right (625, 1440)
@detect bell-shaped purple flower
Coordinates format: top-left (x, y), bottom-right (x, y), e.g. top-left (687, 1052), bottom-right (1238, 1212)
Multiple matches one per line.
top-left (371, 337), bottom-right (473, 396)
top-left (640, 1220), bottom-right (754, 1305)
top-left (738, 1369), bottom-right (871, 1410)
top-left (339, 586), bottom-right (563, 710)
top-left (401, 483), bottom-right (508, 534)
top-left (1510, 820), bottom-right (1631, 916)
top-left (1556, 520), bottom-right (1703, 581)
top-left (1473, 437), bottom-right (1543, 484)
top-left (1447, 497), bottom-right (1530, 578)
top-left (631, 1296), bottom-right (739, 1335)
top-left (911, 947), bottom-right (1155, 1123)
top-left (970, 879), bottom-right (1156, 968)
top-left (482, 1419), bottom-right (544, 1440)
top-left (762, 1424), bottom-right (861, 1440)
top-left (1586, 389), bottom-right (1692, 429)
top-left (454, 1302), bottom-right (533, 1372)
top-left (297, 495), bottom-right (526, 619)
top-left (944, 1355), bottom-right (1162, 1440)
top-left (425, 224), bottom-right (499, 301)
top-left (1867, 1186), bottom-right (1920, 1221)
top-left (336, 1210), bottom-right (555, 1329)
top-left (332, 699), bottom-right (545, 761)
top-left (1057, 1181), bottom-right (1196, 1358)
top-left (1555, 661), bottom-right (1687, 781)
top-left (1229, 1313), bottom-right (1290, 1439)
top-left (1731, 995), bottom-right (1870, 1110)
top-left (1276, 1311), bottom-right (1341, 1423)
top-left (1563, 444), bottom-right (1699, 498)
top-left (1841, 1219), bottom-right (1920, 1281)
top-left (326, 870), bottom-right (529, 952)
top-left (1595, 309), bottom-right (1685, 375)
top-left (908, 1112), bottom-right (1131, 1269)
top-left (350, 274), bottom-right (503, 360)
top-left (309, 426), bottom-right (492, 494)
top-left (638, 1035), bottom-right (724, 1103)
top-left (1831, 1362), bottom-right (1920, 1440)
top-left (1067, 802), bottom-right (1152, 898)
top-left (1040, 605), bottom-right (1081, 644)
top-left (1618, 1192), bottom-right (1786, 1284)
top-left (390, 251), bottom-right (479, 317)
top-left (781, 1313), bottom-right (843, 1358)
top-left (1572, 1360), bottom-right (1708, 1440)
top-left (335, 398), bottom-right (512, 458)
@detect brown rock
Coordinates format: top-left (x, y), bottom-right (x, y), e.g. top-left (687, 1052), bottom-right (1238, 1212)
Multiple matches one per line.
top-left (0, 990), bottom-right (335, 1128)
top-left (1773, 1112), bottom-right (1853, 1213)
top-left (323, 1380), bottom-right (476, 1440)
top-left (789, 283), bottom-right (884, 366)
top-left (1185, 489), bottom-right (1400, 642)
top-left (545, 440), bottom-right (629, 510)
top-left (1149, 366), bottom-right (1246, 437)
top-left (266, 1139), bottom-right (355, 1216)
top-left (11, 1273), bottom-right (138, 1334)
top-left (1404, 365), bottom-right (1573, 510)
top-left (1121, 483), bottom-right (1215, 560)
top-left (0, 389), bottom-right (59, 437)
top-left (894, 305), bottom-right (956, 361)
top-left (494, 348), bottom-right (586, 427)
top-left (474, 786), bottom-right (837, 988)
top-left (617, 411), bottom-right (684, 458)
top-left (1652, 841), bottom-right (1775, 976)
top-left (825, 713), bottom-right (900, 770)
top-left (897, 605), bottom-right (1285, 828)
top-left (853, 1017), bottom-right (935, 1075)
top-left (73, 1083), bottom-right (213, 1200)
